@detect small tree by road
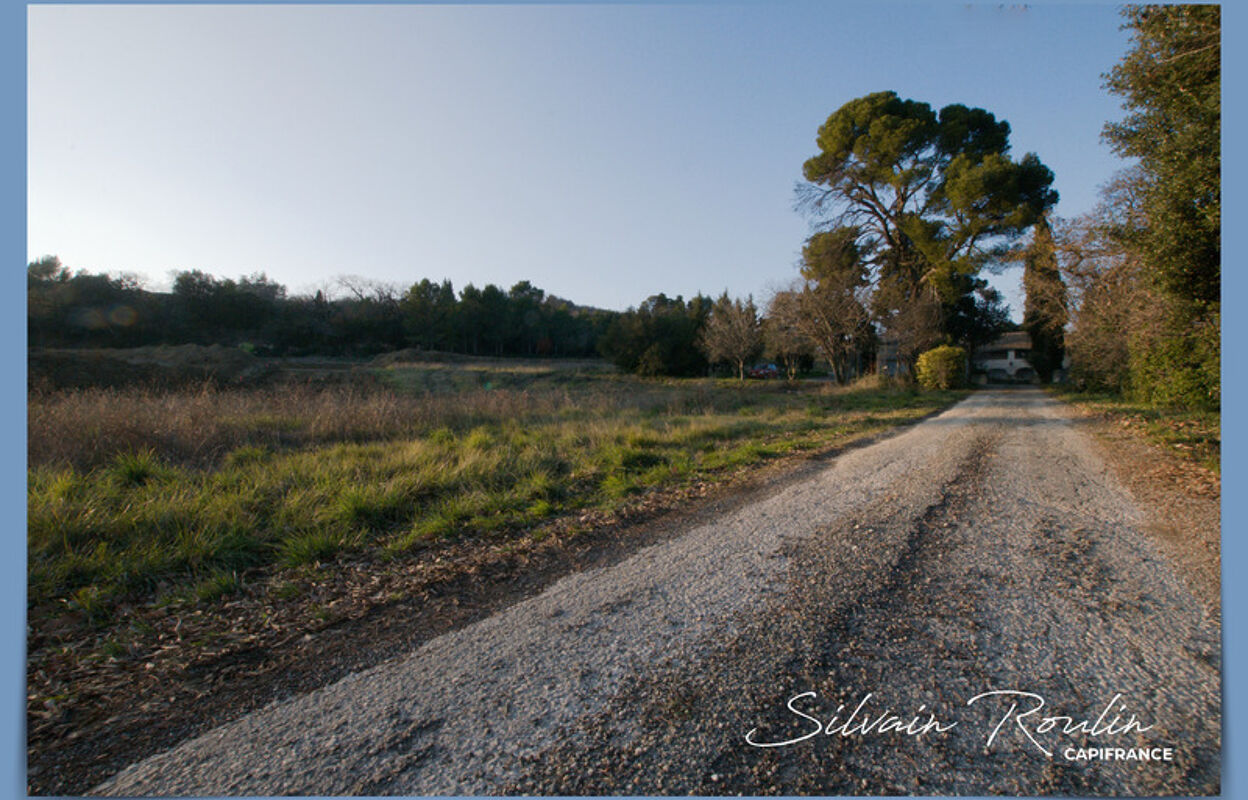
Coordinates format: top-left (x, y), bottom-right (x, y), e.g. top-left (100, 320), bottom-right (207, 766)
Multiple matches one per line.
top-left (769, 230), bottom-right (873, 384)
top-left (763, 290), bottom-right (814, 381)
top-left (699, 293), bottom-right (763, 380)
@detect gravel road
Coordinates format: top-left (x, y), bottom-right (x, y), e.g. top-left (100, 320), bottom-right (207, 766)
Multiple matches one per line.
top-left (94, 389), bottom-right (1220, 796)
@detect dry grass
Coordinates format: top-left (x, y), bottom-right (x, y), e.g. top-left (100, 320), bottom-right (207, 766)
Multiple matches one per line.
top-left (30, 380), bottom-right (610, 471)
top-left (1049, 387), bottom-right (1220, 473)
top-left (28, 365), bottom-right (875, 471)
top-left (34, 384), bottom-right (444, 469)
top-left (28, 362), bottom-right (966, 623)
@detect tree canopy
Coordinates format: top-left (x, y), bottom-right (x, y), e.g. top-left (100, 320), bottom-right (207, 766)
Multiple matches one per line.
top-left (598, 293), bottom-right (711, 377)
top-left (800, 91), bottom-right (1057, 351)
top-left (1102, 4), bottom-right (1220, 307)
top-left (789, 229), bottom-right (873, 383)
top-left (1087, 4), bottom-right (1221, 408)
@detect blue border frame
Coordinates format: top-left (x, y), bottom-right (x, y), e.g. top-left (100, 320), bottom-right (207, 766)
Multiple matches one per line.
top-left (7, 3), bottom-right (1238, 799)
top-left (4, 1), bottom-right (25, 797)
top-left (1218, 2), bottom-right (1240, 798)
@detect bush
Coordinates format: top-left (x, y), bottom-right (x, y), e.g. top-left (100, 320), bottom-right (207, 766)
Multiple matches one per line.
top-left (1127, 304), bottom-right (1220, 411)
top-left (916, 345), bottom-right (967, 390)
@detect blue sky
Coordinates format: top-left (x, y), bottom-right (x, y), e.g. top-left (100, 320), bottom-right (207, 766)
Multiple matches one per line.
top-left (28, 3), bottom-right (1133, 318)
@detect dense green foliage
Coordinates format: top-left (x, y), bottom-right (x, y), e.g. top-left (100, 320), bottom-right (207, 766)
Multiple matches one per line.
top-left (915, 345), bottom-right (967, 390)
top-left (1097, 5), bottom-right (1220, 409)
top-left (800, 91), bottom-right (1055, 363)
top-left (28, 258), bottom-right (170, 348)
top-left (1103, 5), bottom-right (1220, 308)
top-left (1127, 304), bottom-right (1220, 408)
top-left (598, 293), bottom-right (712, 377)
top-left (27, 257), bottom-right (613, 359)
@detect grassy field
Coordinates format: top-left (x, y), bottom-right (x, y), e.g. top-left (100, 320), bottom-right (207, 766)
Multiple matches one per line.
top-left (1048, 387), bottom-right (1220, 473)
top-left (29, 358), bottom-right (966, 626)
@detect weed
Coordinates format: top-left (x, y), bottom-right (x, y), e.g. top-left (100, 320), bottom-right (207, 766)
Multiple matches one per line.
top-left (270, 581), bottom-right (304, 601)
top-left (66, 585), bottom-right (112, 626)
top-left (225, 445), bottom-right (269, 468)
top-left (526, 499), bottom-right (556, 518)
top-left (464, 427), bottom-right (494, 451)
top-left (109, 450), bottom-right (167, 488)
top-left (600, 473), bottom-right (638, 499)
top-left (279, 528), bottom-right (355, 567)
top-left (428, 427), bottom-right (456, 446)
top-left (193, 570), bottom-right (243, 603)
top-left (335, 486), bottom-right (410, 532)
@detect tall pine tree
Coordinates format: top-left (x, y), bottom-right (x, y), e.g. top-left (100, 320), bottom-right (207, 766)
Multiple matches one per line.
top-left (1022, 215), bottom-right (1067, 384)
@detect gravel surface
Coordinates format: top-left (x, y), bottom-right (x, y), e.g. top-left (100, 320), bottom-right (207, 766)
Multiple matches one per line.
top-left (93, 389), bottom-right (1220, 796)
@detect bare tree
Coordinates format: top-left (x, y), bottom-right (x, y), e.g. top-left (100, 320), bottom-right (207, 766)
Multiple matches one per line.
top-left (1054, 179), bottom-right (1148, 393)
top-left (698, 293), bottom-right (763, 380)
top-left (763, 290), bottom-right (814, 381)
top-left (872, 278), bottom-right (943, 378)
top-left (767, 274), bottom-right (872, 385)
top-left (335, 275), bottom-right (402, 306)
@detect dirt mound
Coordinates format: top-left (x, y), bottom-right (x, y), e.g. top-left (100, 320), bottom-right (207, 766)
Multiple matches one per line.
top-left (28, 345), bottom-right (275, 390)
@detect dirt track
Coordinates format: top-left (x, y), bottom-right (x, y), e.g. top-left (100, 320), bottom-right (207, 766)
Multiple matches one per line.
top-left (94, 389), bottom-right (1221, 796)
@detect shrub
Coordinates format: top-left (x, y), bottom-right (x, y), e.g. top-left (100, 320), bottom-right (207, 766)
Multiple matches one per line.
top-left (109, 449), bottom-right (169, 487)
top-left (1127, 304), bottom-right (1220, 411)
top-left (915, 346), bottom-right (967, 390)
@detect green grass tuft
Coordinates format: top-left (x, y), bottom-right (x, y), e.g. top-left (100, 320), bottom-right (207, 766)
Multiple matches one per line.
top-left (109, 449), bottom-right (168, 488)
top-left (225, 445), bottom-right (269, 468)
top-left (526, 499), bottom-right (556, 518)
top-left (193, 569), bottom-right (243, 603)
top-left (279, 528), bottom-right (356, 567)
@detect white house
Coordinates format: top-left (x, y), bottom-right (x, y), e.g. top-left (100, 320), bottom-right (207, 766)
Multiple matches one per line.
top-left (877, 330), bottom-right (1066, 384)
top-left (969, 330), bottom-right (1072, 384)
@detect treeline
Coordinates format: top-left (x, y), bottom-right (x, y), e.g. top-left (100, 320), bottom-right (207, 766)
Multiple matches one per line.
top-left (1055, 5), bottom-right (1219, 409)
top-left (27, 87), bottom-right (1062, 385)
top-left (27, 259), bottom-right (614, 359)
top-left (25, 256), bottom-right (883, 380)
top-left (24, 258), bottom-right (831, 379)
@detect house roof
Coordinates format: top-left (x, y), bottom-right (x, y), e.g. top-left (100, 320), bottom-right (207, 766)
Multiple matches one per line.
top-left (981, 331), bottom-right (1032, 350)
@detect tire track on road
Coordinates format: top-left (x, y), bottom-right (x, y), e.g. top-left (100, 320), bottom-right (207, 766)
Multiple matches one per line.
top-left (506, 390), bottom-right (1219, 796)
